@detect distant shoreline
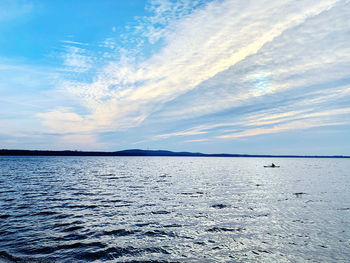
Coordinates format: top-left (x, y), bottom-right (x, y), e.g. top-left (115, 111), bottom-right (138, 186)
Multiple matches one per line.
top-left (0, 149), bottom-right (349, 158)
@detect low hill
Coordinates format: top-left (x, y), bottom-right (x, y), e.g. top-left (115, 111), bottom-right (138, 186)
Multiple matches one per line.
top-left (0, 149), bottom-right (348, 158)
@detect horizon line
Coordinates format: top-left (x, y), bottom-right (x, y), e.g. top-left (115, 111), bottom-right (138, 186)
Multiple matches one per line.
top-left (0, 149), bottom-right (349, 158)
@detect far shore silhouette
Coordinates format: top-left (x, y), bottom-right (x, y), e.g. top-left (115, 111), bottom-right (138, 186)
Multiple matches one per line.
top-left (0, 149), bottom-right (348, 158)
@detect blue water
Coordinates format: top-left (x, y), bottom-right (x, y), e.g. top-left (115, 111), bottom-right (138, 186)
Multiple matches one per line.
top-left (0, 156), bottom-right (349, 262)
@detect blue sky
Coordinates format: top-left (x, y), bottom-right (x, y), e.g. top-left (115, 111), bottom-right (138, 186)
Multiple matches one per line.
top-left (1, 0), bottom-right (350, 155)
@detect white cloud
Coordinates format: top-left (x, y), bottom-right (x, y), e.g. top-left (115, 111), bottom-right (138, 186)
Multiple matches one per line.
top-left (37, 0), bottom-right (350, 147)
top-left (217, 119), bottom-right (350, 139)
top-left (36, 108), bottom-right (86, 134)
top-left (99, 38), bottom-right (117, 50)
top-left (62, 46), bottom-right (93, 72)
top-left (61, 40), bottom-right (89, 46)
top-left (138, 0), bottom-right (209, 44)
top-left (153, 130), bottom-right (208, 140)
top-left (158, 1), bottom-right (350, 120)
top-left (185, 138), bottom-right (209, 143)
top-left (150, 104), bottom-right (350, 142)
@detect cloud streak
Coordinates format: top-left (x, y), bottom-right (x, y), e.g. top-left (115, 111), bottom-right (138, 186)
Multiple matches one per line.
top-left (32, 0), bottom-right (350, 150)
top-left (150, 105), bottom-right (350, 142)
top-left (217, 108), bottom-right (350, 139)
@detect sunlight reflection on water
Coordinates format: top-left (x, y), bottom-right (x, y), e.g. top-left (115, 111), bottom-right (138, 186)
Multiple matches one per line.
top-left (0, 157), bottom-right (349, 262)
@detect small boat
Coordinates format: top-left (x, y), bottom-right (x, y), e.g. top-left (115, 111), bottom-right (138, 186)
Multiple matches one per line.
top-left (264, 163), bottom-right (279, 168)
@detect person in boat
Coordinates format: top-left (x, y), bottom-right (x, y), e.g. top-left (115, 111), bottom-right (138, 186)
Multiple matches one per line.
top-left (271, 163), bottom-right (275, 167)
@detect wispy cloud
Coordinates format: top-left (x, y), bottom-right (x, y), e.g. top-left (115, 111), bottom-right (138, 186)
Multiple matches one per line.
top-left (32, 0), bottom-right (350, 150)
top-left (61, 40), bottom-right (89, 46)
top-left (151, 102), bottom-right (350, 142)
top-left (153, 130), bottom-right (208, 140)
top-left (61, 45), bottom-right (93, 73)
top-left (217, 119), bottom-right (350, 139)
top-left (185, 138), bottom-right (209, 143)
top-left (136, 0), bottom-right (209, 44)
top-left (157, 0), bottom-right (350, 121)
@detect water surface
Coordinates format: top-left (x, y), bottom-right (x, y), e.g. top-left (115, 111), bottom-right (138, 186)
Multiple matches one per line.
top-left (0, 157), bottom-right (349, 262)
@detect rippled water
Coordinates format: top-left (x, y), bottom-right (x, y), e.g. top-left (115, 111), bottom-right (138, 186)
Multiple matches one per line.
top-left (0, 156), bottom-right (349, 262)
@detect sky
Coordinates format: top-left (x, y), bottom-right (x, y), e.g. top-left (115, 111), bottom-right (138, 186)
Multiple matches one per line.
top-left (0, 0), bottom-right (350, 155)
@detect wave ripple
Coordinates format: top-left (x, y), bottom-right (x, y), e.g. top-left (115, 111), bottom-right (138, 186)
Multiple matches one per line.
top-left (1, 156), bottom-right (350, 262)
